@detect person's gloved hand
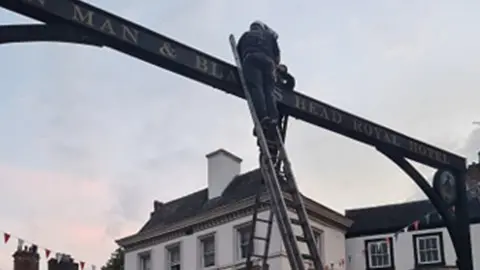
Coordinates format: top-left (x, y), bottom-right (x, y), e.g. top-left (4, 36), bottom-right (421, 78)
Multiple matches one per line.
top-left (276, 64), bottom-right (295, 91)
top-left (277, 64), bottom-right (288, 73)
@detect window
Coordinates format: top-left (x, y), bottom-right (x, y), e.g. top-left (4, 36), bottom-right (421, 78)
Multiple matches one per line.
top-left (236, 225), bottom-right (252, 260)
top-left (167, 244), bottom-right (181, 270)
top-left (413, 232), bottom-right (445, 266)
top-left (302, 229), bottom-right (323, 270)
top-left (138, 252), bottom-right (151, 270)
top-left (200, 235), bottom-right (216, 268)
top-left (364, 238), bottom-right (394, 269)
top-left (313, 230), bottom-right (323, 255)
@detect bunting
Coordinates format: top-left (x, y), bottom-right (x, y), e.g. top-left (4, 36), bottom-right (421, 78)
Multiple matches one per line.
top-left (0, 184), bottom-right (477, 270)
top-left (0, 229), bottom-right (97, 270)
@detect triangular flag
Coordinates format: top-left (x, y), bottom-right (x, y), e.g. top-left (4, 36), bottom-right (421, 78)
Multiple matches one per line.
top-left (394, 231), bottom-right (399, 240)
top-left (45, 249), bottom-right (51, 258)
top-left (56, 253), bottom-right (63, 262)
top-left (80, 261), bottom-right (85, 270)
top-left (3, 233), bottom-right (10, 243)
top-left (413, 220), bottom-right (420, 230)
top-left (425, 213), bottom-right (431, 224)
top-left (17, 239), bottom-right (24, 250)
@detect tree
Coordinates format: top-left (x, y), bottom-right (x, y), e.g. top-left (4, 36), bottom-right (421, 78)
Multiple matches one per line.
top-left (102, 247), bottom-right (124, 270)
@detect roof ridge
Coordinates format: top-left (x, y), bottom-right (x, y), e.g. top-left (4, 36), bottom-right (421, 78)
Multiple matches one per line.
top-left (345, 199), bottom-right (430, 213)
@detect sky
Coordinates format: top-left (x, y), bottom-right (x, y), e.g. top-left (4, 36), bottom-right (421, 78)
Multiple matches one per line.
top-left (1, 0), bottom-right (480, 269)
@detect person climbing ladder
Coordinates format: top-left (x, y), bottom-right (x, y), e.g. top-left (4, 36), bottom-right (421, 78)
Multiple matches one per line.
top-left (236, 20), bottom-right (282, 159)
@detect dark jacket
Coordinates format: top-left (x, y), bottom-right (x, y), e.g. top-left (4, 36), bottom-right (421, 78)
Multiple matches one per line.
top-left (237, 30), bottom-right (280, 65)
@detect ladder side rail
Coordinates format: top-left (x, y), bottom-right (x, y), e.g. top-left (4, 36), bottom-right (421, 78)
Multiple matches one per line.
top-left (245, 191), bottom-right (262, 269)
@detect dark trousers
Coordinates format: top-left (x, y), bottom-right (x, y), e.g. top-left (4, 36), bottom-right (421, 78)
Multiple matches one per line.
top-left (242, 52), bottom-right (279, 160)
top-left (242, 52), bottom-right (279, 125)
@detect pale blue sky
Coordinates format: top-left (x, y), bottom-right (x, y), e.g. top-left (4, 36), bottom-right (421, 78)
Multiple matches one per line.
top-left (1, 0), bottom-right (480, 269)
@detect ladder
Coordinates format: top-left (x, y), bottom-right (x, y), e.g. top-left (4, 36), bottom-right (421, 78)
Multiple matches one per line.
top-left (229, 35), bottom-right (324, 270)
top-left (244, 115), bottom-right (288, 270)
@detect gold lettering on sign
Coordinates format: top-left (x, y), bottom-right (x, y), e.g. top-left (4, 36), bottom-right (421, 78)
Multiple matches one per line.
top-left (159, 42), bottom-right (176, 59)
top-left (72, 5), bottom-right (94, 26)
top-left (352, 120), bottom-right (400, 146)
top-left (409, 141), bottom-right (449, 164)
top-left (22, 0), bottom-right (45, 6)
top-left (225, 70), bottom-right (238, 83)
top-left (295, 96), bottom-right (307, 111)
top-left (71, 5), bottom-right (140, 45)
top-left (293, 94), bottom-right (451, 165)
top-left (195, 57), bottom-right (208, 72)
top-left (195, 56), bottom-right (223, 79)
top-left (294, 97), bottom-right (342, 124)
top-left (100, 20), bottom-right (116, 35)
top-left (121, 26), bottom-right (139, 44)
top-left (208, 61), bottom-right (223, 79)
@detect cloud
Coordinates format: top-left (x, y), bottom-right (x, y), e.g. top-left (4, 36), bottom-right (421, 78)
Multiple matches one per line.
top-left (1, 0), bottom-right (480, 269)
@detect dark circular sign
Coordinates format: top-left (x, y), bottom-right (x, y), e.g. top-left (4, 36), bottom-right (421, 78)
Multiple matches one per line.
top-left (433, 169), bottom-right (457, 206)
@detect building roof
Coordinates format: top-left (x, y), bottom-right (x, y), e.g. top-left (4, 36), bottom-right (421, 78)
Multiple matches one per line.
top-left (345, 198), bottom-right (480, 238)
top-left (138, 168), bottom-right (349, 235)
top-left (139, 169), bottom-right (264, 233)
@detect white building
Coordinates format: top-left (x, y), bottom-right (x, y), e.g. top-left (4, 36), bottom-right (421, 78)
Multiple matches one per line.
top-left (344, 199), bottom-right (480, 270)
top-left (116, 149), bottom-right (352, 270)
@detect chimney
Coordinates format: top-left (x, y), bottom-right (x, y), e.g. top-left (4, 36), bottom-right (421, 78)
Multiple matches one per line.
top-left (48, 255), bottom-right (78, 270)
top-left (206, 149), bottom-right (242, 199)
top-left (154, 200), bottom-right (164, 211)
top-left (13, 245), bottom-right (39, 270)
top-left (150, 200), bottom-right (164, 217)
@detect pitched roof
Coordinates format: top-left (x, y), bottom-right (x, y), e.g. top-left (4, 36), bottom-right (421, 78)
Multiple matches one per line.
top-left (138, 168), bottom-right (348, 234)
top-left (139, 169), bottom-right (267, 233)
top-left (345, 198), bottom-right (480, 238)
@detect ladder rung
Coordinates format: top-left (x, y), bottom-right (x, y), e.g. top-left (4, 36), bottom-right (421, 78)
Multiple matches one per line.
top-left (257, 218), bottom-right (272, 224)
top-left (251, 254), bottom-right (265, 258)
top-left (301, 253), bottom-right (315, 260)
top-left (290, 200), bottom-right (301, 208)
top-left (290, 218), bottom-right (302, 226)
top-left (296, 235), bottom-right (307, 242)
top-left (254, 236), bottom-right (268, 241)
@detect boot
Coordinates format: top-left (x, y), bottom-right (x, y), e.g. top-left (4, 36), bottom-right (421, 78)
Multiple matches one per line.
top-left (253, 117), bottom-right (272, 137)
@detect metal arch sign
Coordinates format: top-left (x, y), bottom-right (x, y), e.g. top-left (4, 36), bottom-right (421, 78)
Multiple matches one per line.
top-left (0, 0), bottom-right (467, 170)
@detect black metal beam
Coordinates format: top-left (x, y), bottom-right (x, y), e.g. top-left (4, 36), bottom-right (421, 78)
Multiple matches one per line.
top-left (0, 24), bottom-right (103, 46)
top-left (379, 145), bottom-right (473, 269)
top-left (379, 147), bottom-right (458, 247)
top-left (0, 0), bottom-right (466, 170)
